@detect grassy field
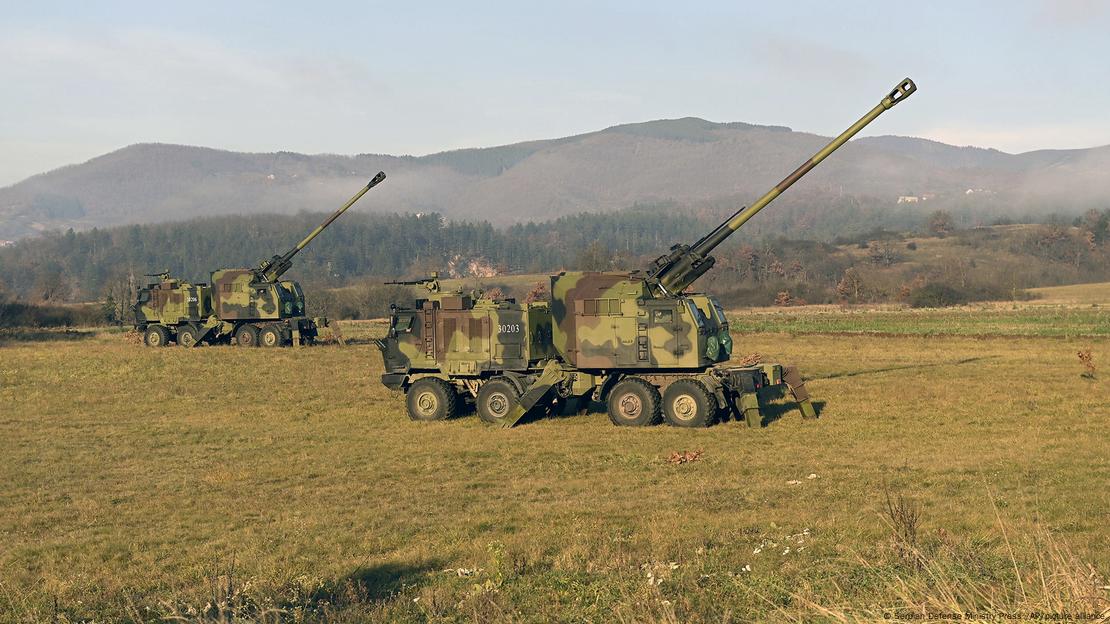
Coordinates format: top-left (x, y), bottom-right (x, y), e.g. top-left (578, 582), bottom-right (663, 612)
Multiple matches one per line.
top-left (726, 306), bottom-right (1109, 338)
top-left (1, 304), bottom-right (1108, 622)
top-left (1029, 281), bottom-right (1110, 306)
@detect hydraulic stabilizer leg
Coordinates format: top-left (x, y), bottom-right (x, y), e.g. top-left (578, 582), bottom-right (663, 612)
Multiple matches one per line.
top-left (739, 392), bottom-right (762, 428)
top-left (783, 365), bottom-right (817, 420)
top-left (500, 360), bottom-right (566, 429)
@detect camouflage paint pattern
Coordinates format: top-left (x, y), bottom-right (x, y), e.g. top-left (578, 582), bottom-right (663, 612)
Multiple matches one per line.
top-left (134, 277), bottom-right (212, 326)
top-left (550, 271), bottom-right (725, 370)
top-left (379, 284), bottom-right (556, 377)
top-left (209, 268), bottom-right (306, 321)
top-left (135, 270), bottom-right (309, 331)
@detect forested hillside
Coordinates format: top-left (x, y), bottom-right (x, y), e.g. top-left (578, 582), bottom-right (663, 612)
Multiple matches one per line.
top-left (3, 117), bottom-right (1110, 240)
top-left (2, 206), bottom-right (1108, 324)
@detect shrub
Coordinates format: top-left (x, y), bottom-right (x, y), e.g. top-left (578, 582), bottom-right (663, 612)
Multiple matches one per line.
top-left (908, 283), bottom-right (969, 308)
top-left (927, 210), bottom-right (956, 238)
top-left (0, 301), bottom-right (102, 328)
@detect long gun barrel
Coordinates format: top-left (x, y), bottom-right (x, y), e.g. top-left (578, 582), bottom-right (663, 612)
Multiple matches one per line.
top-left (257, 171), bottom-right (387, 282)
top-left (648, 78), bottom-right (916, 295)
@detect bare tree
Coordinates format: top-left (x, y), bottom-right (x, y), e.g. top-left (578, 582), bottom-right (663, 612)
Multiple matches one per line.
top-left (836, 267), bottom-right (865, 302)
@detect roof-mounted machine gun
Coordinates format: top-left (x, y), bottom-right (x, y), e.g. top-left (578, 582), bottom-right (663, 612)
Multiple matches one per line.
top-left (385, 272), bottom-right (442, 294)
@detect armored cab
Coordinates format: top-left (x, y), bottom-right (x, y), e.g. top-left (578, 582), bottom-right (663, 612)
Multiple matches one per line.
top-left (134, 172), bottom-right (386, 347)
top-left (378, 78), bottom-right (917, 428)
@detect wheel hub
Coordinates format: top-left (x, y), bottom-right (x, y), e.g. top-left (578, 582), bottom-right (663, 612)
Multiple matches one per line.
top-left (487, 392), bottom-right (509, 417)
top-left (416, 391), bottom-right (438, 416)
top-left (673, 395), bottom-right (697, 420)
top-left (618, 393), bottom-right (642, 417)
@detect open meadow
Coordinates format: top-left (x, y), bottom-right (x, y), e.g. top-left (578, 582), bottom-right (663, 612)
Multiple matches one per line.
top-left (1, 297), bottom-right (1108, 622)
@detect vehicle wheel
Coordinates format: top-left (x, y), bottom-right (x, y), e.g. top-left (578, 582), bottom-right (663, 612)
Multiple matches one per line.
top-left (259, 325), bottom-right (284, 348)
top-left (406, 378), bottom-right (459, 421)
top-left (143, 325), bottom-right (170, 347)
top-left (477, 378), bottom-right (521, 425)
top-left (177, 325), bottom-right (201, 348)
top-left (606, 377), bottom-right (662, 427)
top-left (663, 379), bottom-right (716, 428)
top-left (235, 324), bottom-right (260, 347)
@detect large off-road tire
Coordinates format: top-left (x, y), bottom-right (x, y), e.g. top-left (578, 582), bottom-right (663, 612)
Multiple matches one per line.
top-left (663, 379), bottom-right (716, 428)
top-left (406, 378), bottom-right (459, 422)
top-left (606, 377), bottom-right (662, 427)
top-left (177, 325), bottom-right (201, 348)
top-left (259, 325), bottom-right (284, 348)
top-left (477, 377), bottom-right (521, 425)
top-left (143, 325), bottom-right (170, 347)
top-left (235, 324), bottom-right (260, 348)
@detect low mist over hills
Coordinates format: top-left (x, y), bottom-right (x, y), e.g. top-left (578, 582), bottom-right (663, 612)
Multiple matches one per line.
top-left (2, 117), bottom-right (1109, 240)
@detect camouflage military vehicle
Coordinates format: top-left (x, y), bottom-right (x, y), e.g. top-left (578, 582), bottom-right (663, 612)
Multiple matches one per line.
top-left (378, 78), bottom-right (916, 427)
top-left (134, 172), bottom-right (386, 347)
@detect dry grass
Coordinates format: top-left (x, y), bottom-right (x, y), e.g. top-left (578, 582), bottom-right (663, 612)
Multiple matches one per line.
top-left (1029, 281), bottom-right (1110, 306)
top-left (1, 309), bottom-right (1108, 622)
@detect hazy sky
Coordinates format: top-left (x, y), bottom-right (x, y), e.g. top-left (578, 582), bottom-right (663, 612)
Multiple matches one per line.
top-left (2, 0), bottom-right (1109, 186)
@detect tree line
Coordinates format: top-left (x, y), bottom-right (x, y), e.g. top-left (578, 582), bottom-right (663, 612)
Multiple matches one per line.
top-left (1, 206), bottom-right (1108, 326)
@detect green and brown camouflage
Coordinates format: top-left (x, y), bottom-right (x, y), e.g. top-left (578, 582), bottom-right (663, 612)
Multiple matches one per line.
top-left (134, 273), bottom-right (211, 327)
top-left (134, 173), bottom-right (386, 347)
top-left (378, 274), bottom-right (557, 377)
top-left (548, 271), bottom-right (724, 370)
top-left (378, 79), bottom-right (916, 427)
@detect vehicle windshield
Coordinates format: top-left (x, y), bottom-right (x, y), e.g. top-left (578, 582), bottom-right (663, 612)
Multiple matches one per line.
top-left (279, 282), bottom-right (305, 316)
top-left (712, 300), bottom-right (728, 325)
top-left (685, 300), bottom-right (706, 328)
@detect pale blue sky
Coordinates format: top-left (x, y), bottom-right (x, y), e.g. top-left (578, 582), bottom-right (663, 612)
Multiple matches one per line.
top-left (2, 0), bottom-right (1108, 186)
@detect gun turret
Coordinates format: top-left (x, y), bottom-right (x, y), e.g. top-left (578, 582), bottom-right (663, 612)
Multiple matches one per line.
top-left (144, 271), bottom-right (171, 281)
top-left (256, 171), bottom-right (387, 283)
top-left (645, 78), bottom-right (916, 295)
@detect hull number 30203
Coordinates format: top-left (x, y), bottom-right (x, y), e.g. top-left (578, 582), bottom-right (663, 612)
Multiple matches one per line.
top-left (498, 324), bottom-right (521, 334)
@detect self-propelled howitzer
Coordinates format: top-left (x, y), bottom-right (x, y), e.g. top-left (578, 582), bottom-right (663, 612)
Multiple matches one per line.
top-left (378, 79), bottom-right (917, 428)
top-left (134, 173), bottom-right (387, 347)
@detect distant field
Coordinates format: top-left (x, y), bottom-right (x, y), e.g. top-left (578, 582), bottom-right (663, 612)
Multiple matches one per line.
top-left (1, 306), bottom-right (1108, 622)
top-left (725, 280), bottom-right (1108, 338)
top-left (1029, 281), bottom-right (1110, 306)
top-left (726, 306), bottom-right (1109, 338)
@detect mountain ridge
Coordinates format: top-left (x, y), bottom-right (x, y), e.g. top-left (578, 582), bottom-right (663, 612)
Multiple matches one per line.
top-left (3, 117), bottom-right (1108, 240)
